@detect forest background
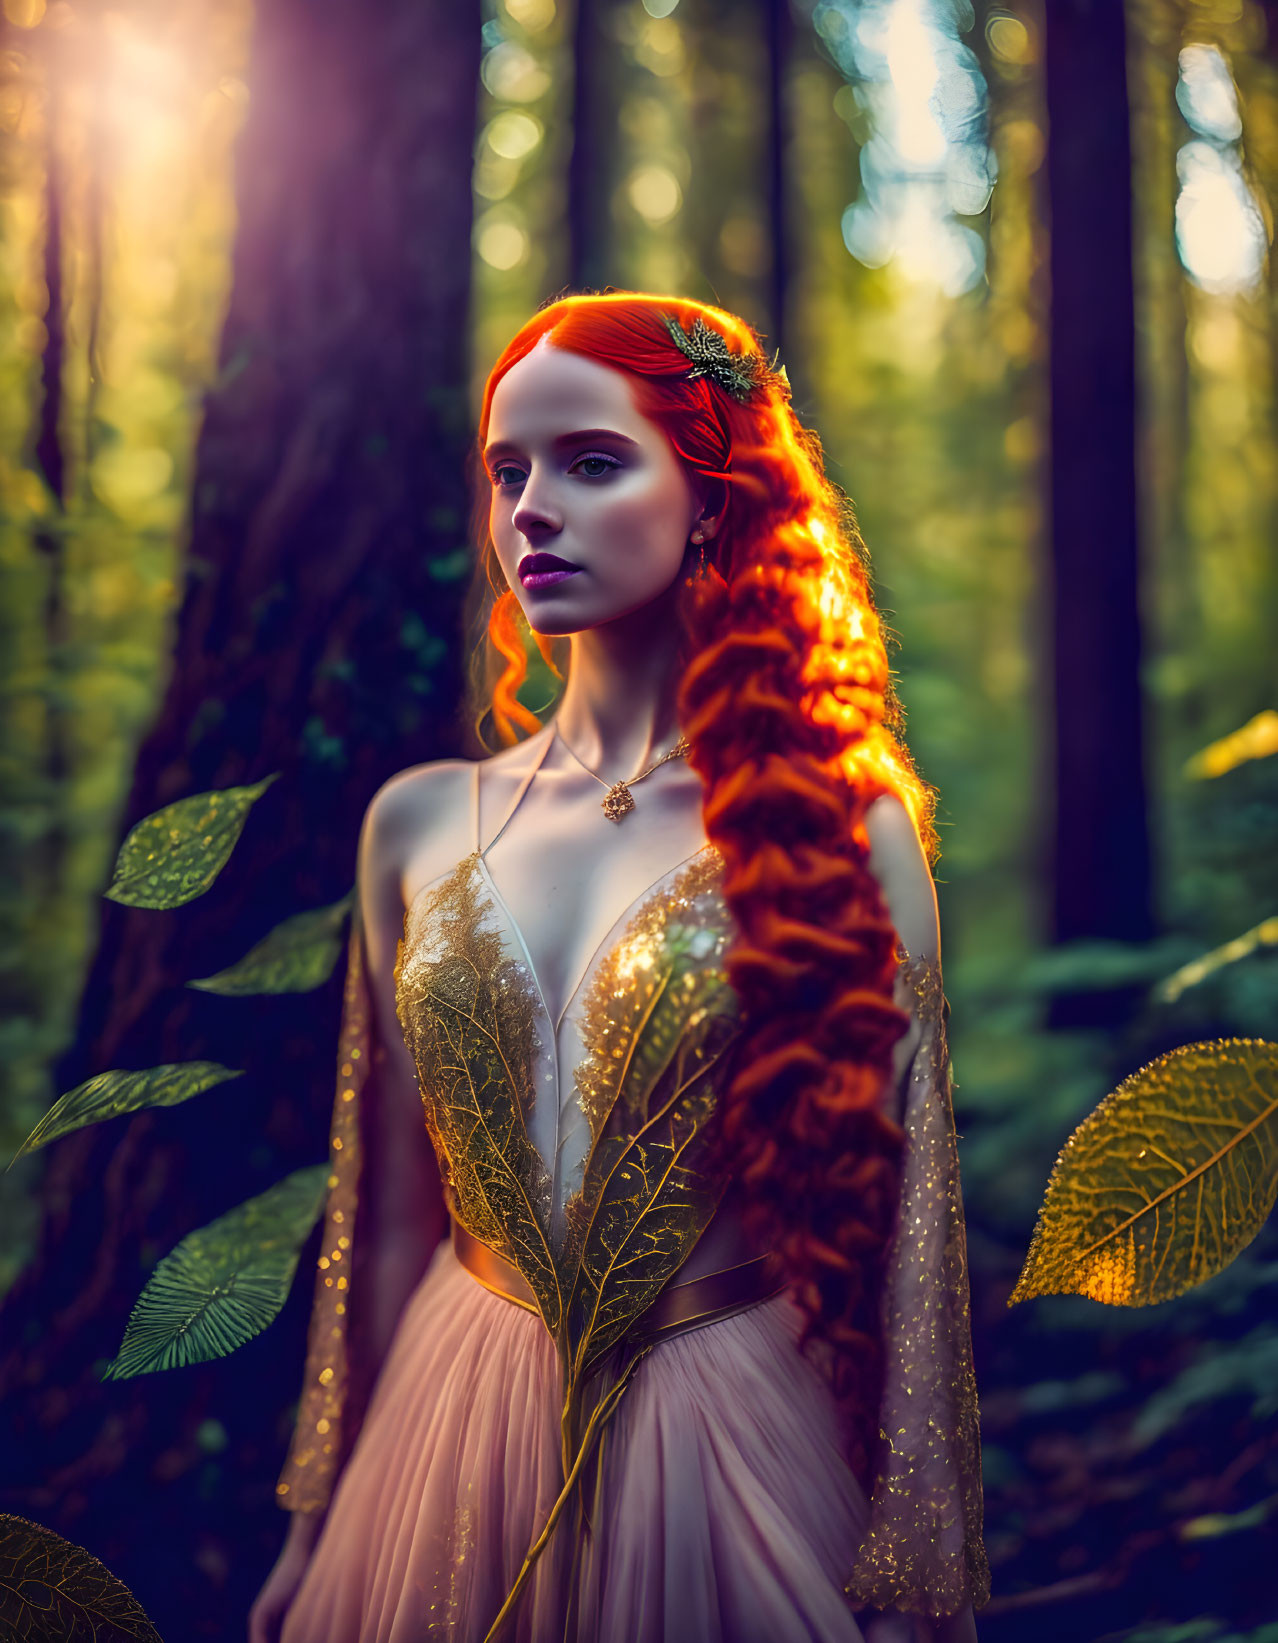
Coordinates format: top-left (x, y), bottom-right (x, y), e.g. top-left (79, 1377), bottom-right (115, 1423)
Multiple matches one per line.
top-left (0, 0), bottom-right (1276, 1639)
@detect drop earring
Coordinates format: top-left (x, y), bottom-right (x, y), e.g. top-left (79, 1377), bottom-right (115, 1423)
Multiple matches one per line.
top-left (690, 526), bottom-right (707, 577)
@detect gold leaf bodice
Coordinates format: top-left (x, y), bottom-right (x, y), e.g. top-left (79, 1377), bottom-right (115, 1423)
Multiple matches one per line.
top-left (392, 846), bottom-right (739, 1372)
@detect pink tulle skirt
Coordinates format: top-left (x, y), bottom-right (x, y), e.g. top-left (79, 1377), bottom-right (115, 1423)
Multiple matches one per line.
top-left (280, 1239), bottom-right (872, 1643)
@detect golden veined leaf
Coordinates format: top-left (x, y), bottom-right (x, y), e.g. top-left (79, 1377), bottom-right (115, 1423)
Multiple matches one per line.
top-left (187, 891), bottom-right (353, 994)
top-left (393, 855), bottom-right (562, 1332)
top-left (105, 774), bottom-right (280, 908)
top-left (0, 1512), bottom-right (163, 1641)
top-left (1182, 709), bottom-right (1278, 780)
top-left (6, 1062), bottom-right (243, 1170)
top-left (564, 904), bottom-right (738, 1382)
top-left (1010, 1039), bottom-right (1278, 1308)
top-left (103, 1164), bottom-right (329, 1377)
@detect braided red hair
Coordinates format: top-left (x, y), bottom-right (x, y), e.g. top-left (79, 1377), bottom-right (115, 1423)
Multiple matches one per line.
top-left (467, 292), bottom-right (939, 1490)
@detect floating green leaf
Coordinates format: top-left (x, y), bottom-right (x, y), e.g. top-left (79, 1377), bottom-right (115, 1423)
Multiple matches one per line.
top-left (1011, 1039), bottom-right (1278, 1308)
top-left (0, 1513), bottom-right (164, 1641)
top-left (1183, 709), bottom-right (1278, 779)
top-left (1001, 935), bottom-right (1198, 997)
top-left (1157, 916), bottom-right (1278, 1004)
top-left (105, 773), bottom-right (280, 908)
top-left (103, 1164), bottom-right (330, 1378)
top-left (7, 1062), bottom-right (243, 1168)
top-left (187, 892), bottom-right (353, 994)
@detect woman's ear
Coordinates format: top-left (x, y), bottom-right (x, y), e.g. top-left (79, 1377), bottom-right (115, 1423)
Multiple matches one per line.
top-left (692, 477), bottom-right (728, 540)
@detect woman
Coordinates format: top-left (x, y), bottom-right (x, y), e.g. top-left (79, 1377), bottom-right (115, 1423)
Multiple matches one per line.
top-left (250, 293), bottom-right (989, 1643)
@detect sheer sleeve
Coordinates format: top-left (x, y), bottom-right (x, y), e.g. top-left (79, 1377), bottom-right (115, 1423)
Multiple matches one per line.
top-left (274, 904), bottom-right (374, 1516)
top-left (843, 948), bottom-right (991, 1619)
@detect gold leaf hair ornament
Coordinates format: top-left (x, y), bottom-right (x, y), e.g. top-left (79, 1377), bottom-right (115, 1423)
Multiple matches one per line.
top-left (662, 313), bottom-right (789, 403)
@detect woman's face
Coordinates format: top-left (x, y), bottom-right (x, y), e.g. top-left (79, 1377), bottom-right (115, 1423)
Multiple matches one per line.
top-left (484, 338), bottom-right (706, 636)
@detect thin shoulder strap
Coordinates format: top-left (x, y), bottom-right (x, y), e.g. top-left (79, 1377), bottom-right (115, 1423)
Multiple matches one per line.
top-left (478, 724), bottom-right (556, 858)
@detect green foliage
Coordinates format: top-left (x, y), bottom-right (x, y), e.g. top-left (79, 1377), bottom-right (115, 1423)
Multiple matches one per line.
top-left (997, 935), bottom-right (1202, 997)
top-left (1099, 1620), bottom-right (1278, 1643)
top-left (7, 1062), bottom-right (243, 1167)
top-left (0, 1513), bottom-right (164, 1642)
top-left (187, 893), bottom-right (352, 995)
top-left (1131, 1323), bottom-right (1278, 1448)
top-left (1017, 1369), bottom-right (1126, 1414)
top-left (105, 775), bottom-right (280, 909)
top-left (102, 1164), bottom-right (329, 1378)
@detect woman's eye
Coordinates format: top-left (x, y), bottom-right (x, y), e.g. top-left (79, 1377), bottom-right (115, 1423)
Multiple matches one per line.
top-left (490, 453), bottom-right (618, 487)
top-left (573, 454), bottom-right (620, 478)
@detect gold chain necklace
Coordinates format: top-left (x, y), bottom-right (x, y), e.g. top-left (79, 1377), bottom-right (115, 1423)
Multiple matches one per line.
top-left (554, 723), bottom-right (691, 823)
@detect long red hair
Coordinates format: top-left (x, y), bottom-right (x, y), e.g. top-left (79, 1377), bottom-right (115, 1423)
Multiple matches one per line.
top-left (467, 292), bottom-right (938, 1489)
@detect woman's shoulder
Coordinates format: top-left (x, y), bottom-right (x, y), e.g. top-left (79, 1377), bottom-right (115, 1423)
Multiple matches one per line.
top-left (364, 728), bottom-right (554, 900)
top-left (367, 756), bottom-right (470, 837)
top-left (862, 792), bottom-right (940, 965)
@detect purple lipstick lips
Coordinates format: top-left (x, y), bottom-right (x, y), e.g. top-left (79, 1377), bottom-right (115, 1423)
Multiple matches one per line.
top-left (519, 552), bottom-right (582, 590)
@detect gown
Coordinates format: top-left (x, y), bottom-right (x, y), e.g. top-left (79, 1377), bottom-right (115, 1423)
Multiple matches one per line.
top-left (274, 735), bottom-right (990, 1642)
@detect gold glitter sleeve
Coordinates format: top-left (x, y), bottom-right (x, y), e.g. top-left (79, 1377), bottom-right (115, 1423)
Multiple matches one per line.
top-left (843, 950), bottom-right (991, 1618)
top-left (274, 906), bottom-right (371, 1516)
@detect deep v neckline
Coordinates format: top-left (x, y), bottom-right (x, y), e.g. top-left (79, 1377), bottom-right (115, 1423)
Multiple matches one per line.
top-left (472, 843), bottom-right (716, 1033)
top-left (402, 841), bottom-right (718, 1040)
top-left (401, 729), bottom-right (720, 1044)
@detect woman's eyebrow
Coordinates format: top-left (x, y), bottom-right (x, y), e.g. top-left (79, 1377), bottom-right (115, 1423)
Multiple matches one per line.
top-left (482, 427), bottom-right (643, 462)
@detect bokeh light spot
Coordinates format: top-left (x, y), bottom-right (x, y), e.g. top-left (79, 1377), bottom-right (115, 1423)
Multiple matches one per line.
top-left (628, 165), bottom-right (681, 225)
top-left (635, 17), bottom-right (685, 77)
top-left (486, 110), bottom-right (543, 160)
top-left (986, 14), bottom-right (1031, 65)
top-left (1176, 43), bottom-right (1242, 143)
top-left (1175, 140), bottom-right (1266, 294)
top-left (476, 218), bottom-right (530, 271)
top-left (503, 0), bottom-right (556, 30)
top-left (481, 41), bottom-right (551, 103)
top-left (90, 447), bottom-right (175, 510)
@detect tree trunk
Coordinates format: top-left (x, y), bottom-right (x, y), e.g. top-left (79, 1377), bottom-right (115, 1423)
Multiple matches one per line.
top-left (764, 0), bottom-right (791, 360)
top-left (569, 0), bottom-right (612, 290)
top-left (0, 0), bottom-right (481, 1634)
top-left (1042, 0), bottom-right (1154, 1026)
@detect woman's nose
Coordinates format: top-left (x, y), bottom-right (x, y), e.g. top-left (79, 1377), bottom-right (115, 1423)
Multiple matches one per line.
top-left (511, 469), bottom-right (561, 538)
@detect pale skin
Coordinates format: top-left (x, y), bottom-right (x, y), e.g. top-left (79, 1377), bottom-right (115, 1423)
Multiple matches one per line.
top-left (249, 338), bottom-right (976, 1643)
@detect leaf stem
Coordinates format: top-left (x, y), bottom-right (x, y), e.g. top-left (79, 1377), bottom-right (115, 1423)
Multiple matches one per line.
top-left (481, 1348), bottom-right (650, 1643)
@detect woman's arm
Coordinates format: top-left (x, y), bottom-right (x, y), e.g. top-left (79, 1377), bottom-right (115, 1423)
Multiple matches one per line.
top-left (851, 795), bottom-right (987, 1643)
top-left (272, 775), bottom-right (450, 1509)
top-left (864, 793), bottom-right (938, 1122)
top-left (253, 774), bottom-right (452, 1639)
top-left (354, 771), bottom-right (450, 1344)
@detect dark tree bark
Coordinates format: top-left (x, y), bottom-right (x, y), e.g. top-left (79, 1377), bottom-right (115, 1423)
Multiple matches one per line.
top-left (764, 0), bottom-right (791, 360)
top-left (0, 0), bottom-right (481, 1635)
top-left (569, 0), bottom-right (612, 290)
top-left (1041, 0), bottom-right (1154, 1025)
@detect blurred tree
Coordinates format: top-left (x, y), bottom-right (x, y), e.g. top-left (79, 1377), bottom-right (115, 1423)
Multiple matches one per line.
top-left (764, 0), bottom-right (792, 358)
top-left (30, 26), bottom-right (68, 921)
top-left (0, 0), bottom-right (481, 1635)
top-left (471, 0), bottom-right (572, 407)
top-left (1042, 0), bottom-right (1154, 1025)
top-left (569, 0), bottom-right (613, 290)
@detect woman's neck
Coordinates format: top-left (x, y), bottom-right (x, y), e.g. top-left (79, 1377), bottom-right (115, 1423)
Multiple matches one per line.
top-left (552, 585), bottom-right (686, 778)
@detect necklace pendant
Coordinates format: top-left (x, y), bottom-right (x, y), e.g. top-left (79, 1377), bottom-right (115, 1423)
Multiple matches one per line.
top-left (602, 782), bottom-right (635, 823)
